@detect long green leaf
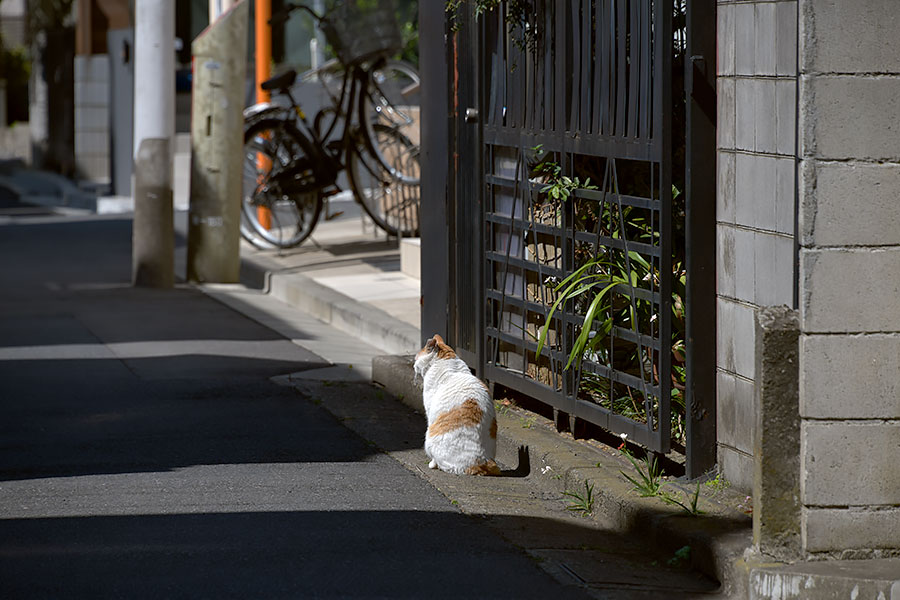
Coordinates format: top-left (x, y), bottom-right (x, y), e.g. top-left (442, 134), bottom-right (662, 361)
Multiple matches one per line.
top-left (566, 282), bottom-right (620, 370)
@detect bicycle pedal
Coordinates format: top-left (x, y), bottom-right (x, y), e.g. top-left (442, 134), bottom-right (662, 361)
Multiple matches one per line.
top-left (325, 210), bottom-right (345, 221)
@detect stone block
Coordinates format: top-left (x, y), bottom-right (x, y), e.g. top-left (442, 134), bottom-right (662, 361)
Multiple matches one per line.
top-left (775, 1), bottom-right (797, 77)
top-left (717, 370), bottom-right (737, 443)
top-left (734, 2), bottom-right (756, 76)
top-left (717, 298), bottom-right (736, 372)
top-left (400, 238), bottom-right (421, 279)
top-left (718, 444), bottom-right (754, 493)
top-left (735, 78), bottom-right (755, 151)
top-left (754, 80), bottom-right (777, 153)
top-left (773, 157), bottom-right (794, 236)
top-left (717, 150), bottom-right (736, 224)
top-left (804, 507), bottom-right (900, 553)
top-left (754, 3), bottom-right (776, 76)
top-left (803, 162), bottom-right (900, 247)
top-left (774, 80), bottom-right (796, 156)
top-left (800, 247), bottom-right (900, 333)
top-left (75, 106), bottom-right (109, 131)
top-left (753, 306), bottom-right (800, 561)
top-left (803, 0), bottom-right (900, 74)
top-left (717, 224), bottom-right (736, 297)
top-left (802, 75), bottom-right (900, 160)
top-left (754, 232), bottom-right (794, 307)
top-left (717, 5), bottom-right (735, 74)
top-left (753, 233), bottom-right (778, 306)
top-left (733, 300), bottom-right (757, 380)
top-left (735, 153), bottom-right (776, 231)
top-left (718, 78), bottom-right (736, 150)
top-left (733, 225), bottom-right (756, 301)
top-left (800, 333), bottom-right (900, 419)
top-left (717, 3), bottom-right (735, 77)
top-left (74, 131), bottom-right (110, 155)
top-left (717, 371), bottom-right (756, 455)
top-left (801, 421), bottom-right (900, 506)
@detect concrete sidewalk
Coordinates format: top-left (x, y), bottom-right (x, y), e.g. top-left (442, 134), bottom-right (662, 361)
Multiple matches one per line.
top-left (233, 195), bottom-right (423, 357)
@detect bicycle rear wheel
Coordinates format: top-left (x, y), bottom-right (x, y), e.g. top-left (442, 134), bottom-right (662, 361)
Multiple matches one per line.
top-left (242, 119), bottom-right (324, 249)
top-left (348, 123), bottom-right (420, 237)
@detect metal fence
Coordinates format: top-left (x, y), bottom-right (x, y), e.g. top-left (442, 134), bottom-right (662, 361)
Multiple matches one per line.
top-left (428, 0), bottom-right (716, 475)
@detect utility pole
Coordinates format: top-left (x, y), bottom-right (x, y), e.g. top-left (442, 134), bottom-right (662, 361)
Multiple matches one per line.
top-left (132, 0), bottom-right (175, 287)
top-left (186, 1), bottom-right (248, 283)
top-left (254, 0), bottom-right (272, 229)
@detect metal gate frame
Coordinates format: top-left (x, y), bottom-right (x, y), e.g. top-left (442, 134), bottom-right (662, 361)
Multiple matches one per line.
top-left (421, 0), bottom-right (716, 478)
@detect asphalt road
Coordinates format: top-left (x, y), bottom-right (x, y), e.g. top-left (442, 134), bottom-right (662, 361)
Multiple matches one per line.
top-left (0, 212), bottom-right (590, 598)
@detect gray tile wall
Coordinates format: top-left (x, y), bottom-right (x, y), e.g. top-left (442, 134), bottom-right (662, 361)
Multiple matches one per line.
top-left (74, 55), bottom-right (111, 184)
top-left (717, 0), bottom-right (798, 492)
top-left (797, 0), bottom-right (900, 555)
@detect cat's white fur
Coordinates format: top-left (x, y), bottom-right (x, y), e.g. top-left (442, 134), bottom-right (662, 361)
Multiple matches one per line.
top-left (414, 334), bottom-right (499, 476)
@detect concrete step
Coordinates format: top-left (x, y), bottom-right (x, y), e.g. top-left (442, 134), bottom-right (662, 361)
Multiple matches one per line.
top-left (750, 559), bottom-right (900, 599)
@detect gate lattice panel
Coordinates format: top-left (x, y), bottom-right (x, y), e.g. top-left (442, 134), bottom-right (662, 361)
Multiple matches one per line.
top-left (475, 0), bottom-right (675, 454)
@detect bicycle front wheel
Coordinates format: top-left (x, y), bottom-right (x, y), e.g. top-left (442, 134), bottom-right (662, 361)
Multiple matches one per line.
top-left (242, 119), bottom-right (324, 249)
top-left (348, 123), bottom-right (420, 237)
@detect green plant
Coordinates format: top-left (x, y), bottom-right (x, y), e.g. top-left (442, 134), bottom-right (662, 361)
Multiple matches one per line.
top-left (704, 472), bottom-right (730, 492)
top-left (660, 482), bottom-right (704, 516)
top-left (521, 414), bottom-right (537, 429)
top-left (445, 0), bottom-right (536, 52)
top-left (667, 545), bottom-right (691, 567)
top-left (619, 449), bottom-right (665, 497)
top-left (562, 480), bottom-right (595, 515)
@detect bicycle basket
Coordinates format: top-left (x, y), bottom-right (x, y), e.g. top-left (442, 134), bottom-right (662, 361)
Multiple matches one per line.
top-left (321, 0), bottom-right (402, 66)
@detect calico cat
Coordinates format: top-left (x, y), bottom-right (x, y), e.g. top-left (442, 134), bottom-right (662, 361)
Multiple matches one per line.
top-left (414, 334), bottom-right (500, 476)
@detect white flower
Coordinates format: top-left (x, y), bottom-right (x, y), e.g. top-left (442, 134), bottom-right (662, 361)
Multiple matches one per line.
top-left (619, 433), bottom-right (628, 441)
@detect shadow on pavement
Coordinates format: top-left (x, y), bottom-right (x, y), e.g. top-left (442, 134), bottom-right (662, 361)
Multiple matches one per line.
top-left (0, 510), bottom-right (719, 599)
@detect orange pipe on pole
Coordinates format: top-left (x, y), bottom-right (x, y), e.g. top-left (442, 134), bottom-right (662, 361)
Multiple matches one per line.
top-left (254, 0), bottom-right (272, 229)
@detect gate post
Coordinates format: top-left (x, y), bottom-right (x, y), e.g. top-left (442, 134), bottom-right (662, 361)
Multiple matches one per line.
top-left (419, 2), bottom-right (450, 346)
top-left (685, 0), bottom-right (718, 479)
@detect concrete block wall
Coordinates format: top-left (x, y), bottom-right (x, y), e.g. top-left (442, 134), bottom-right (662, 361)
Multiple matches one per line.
top-left (797, 0), bottom-right (900, 557)
top-left (74, 55), bottom-right (111, 184)
top-left (716, 0), bottom-right (798, 491)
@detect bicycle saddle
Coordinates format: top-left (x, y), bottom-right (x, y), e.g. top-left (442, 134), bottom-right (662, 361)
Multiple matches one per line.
top-left (260, 69), bottom-right (297, 92)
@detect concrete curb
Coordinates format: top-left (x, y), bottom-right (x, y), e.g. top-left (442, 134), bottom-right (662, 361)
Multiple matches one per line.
top-left (372, 353), bottom-right (754, 598)
top-left (239, 252), bottom-right (421, 356)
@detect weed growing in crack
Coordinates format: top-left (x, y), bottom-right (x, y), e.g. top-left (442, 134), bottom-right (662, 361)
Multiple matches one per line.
top-left (562, 481), bottom-right (595, 515)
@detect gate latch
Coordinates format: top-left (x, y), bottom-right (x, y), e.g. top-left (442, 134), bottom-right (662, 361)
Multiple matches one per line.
top-left (465, 108), bottom-right (479, 123)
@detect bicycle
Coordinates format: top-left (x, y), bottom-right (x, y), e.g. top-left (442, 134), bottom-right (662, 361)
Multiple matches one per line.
top-left (241, 0), bottom-right (421, 250)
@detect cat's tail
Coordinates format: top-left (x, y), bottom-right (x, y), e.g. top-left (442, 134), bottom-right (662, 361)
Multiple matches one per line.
top-left (466, 459), bottom-right (502, 476)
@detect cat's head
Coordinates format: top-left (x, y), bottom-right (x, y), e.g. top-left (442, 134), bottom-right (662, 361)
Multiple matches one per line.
top-left (414, 334), bottom-right (457, 378)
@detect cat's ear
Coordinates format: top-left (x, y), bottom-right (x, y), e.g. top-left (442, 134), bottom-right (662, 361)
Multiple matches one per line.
top-left (424, 337), bottom-right (437, 352)
top-left (433, 334), bottom-right (445, 345)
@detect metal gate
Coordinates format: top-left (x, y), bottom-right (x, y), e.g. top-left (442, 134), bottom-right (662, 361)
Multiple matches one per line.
top-left (437, 0), bottom-right (716, 476)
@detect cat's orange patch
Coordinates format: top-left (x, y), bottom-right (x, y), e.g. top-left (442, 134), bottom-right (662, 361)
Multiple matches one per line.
top-left (435, 341), bottom-right (457, 360)
top-left (489, 418), bottom-right (497, 439)
top-left (428, 398), bottom-right (482, 437)
top-left (466, 460), bottom-right (501, 476)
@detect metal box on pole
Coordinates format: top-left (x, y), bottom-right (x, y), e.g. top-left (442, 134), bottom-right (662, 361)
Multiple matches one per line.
top-left (186, 1), bottom-right (248, 283)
